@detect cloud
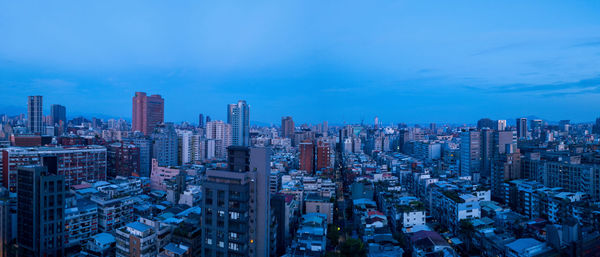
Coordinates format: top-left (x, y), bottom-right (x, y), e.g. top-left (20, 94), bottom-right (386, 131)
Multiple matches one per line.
top-left (471, 42), bottom-right (530, 56)
top-left (489, 75), bottom-right (600, 95)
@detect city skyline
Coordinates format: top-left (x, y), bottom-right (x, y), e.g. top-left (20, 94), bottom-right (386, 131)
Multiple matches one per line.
top-left (2, 1), bottom-right (600, 124)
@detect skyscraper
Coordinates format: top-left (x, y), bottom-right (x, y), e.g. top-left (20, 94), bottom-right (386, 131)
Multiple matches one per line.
top-left (151, 123), bottom-right (179, 167)
top-left (460, 129), bottom-right (481, 178)
top-left (593, 117), bottom-right (600, 134)
top-left (132, 92), bottom-right (164, 136)
top-left (477, 118), bottom-right (495, 130)
top-left (516, 118), bottom-right (528, 139)
top-left (206, 120), bottom-right (232, 159)
top-left (198, 113), bottom-right (204, 128)
top-left (50, 104), bottom-right (66, 132)
top-left (299, 140), bottom-right (315, 173)
top-left (281, 116), bottom-right (294, 139)
top-left (27, 96), bottom-right (43, 134)
top-left (316, 140), bottom-right (331, 171)
top-left (17, 165), bottom-right (66, 257)
top-left (201, 146), bottom-right (271, 257)
top-left (227, 100), bottom-right (250, 146)
top-left (497, 120), bottom-right (507, 131)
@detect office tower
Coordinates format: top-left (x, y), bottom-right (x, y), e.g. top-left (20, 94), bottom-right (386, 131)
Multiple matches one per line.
top-left (374, 116), bottom-right (379, 129)
top-left (50, 104), bottom-right (66, 132)
top-left (430, 123), bottom-right (437, 133)
top-left (491, 149), bottom-right (521, 200)
top-left (132, 92), bottom-right (164, 135)
top-left (2, 146), bottom-right (107, 192)
top-left (27, 96), bottom-right (43, 134)
top-left (107, 142), bottom-right (141, 177)
top-left (206, 115), bottom-right (211, 124)
top-left (594, 117), bottom-right (600, 134)
top-left (270, 194), bottom-right (286, 257)
top-left (480, 128), bottom-right (494, 178)
top-left (122, 135), bottom-right (152, 177)
top-left (151, 123), bottom-right (179, 167)
top-left (227, 100), bottom-right (250, 146)
top-left (316, 140), bottom-right (331, 171)
top-left (531, 119), bottom-right (543, 139)
top-left (17, 165), bottom-right (66, 257)
top-left (299, 140), bottom-right (315, 173)
top-left (322, 121), bottom-right (328, 135)
top-left (201, 146), bottom-right (271, 257)
top-left (0, 189), bottom-right (16, 257)
top-left (559, 120), bottom-right (570, 132)
top-left (281, 116), bottom-right (295, 139)
top-left (198, 113), bottom-right (204, 128)
top-left (516, 118), bottom-right (528, 139)
top-left (477, 118), bottom-right (496, 130)
top-left (206, 120), bottom-right (232, 159)
top-left (178, 130), bottom-right (194, 164)
top-left (497, 120), bottom-right (507, 131)
top-left (460, 129), bottom-right (481, 178)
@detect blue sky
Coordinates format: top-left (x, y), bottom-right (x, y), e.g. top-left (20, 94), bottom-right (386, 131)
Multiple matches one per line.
top-left (1, 1), bottom-right (600, 125)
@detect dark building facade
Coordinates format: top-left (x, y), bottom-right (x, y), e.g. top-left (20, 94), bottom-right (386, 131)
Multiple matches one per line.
top-left (200, 146), bottom-right (271, 257)
top-left (17, 165), bottom-right (66, 257)
top-left (107, 142), bottom-right (140, 177)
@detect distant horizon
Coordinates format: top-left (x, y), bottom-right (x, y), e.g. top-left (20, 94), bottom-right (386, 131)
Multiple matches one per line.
top-left (0, 102), bottom-right (596, 127)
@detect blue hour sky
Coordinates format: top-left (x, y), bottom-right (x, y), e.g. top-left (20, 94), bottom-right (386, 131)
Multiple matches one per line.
top-left (1, 1), bottom-right (600, 125)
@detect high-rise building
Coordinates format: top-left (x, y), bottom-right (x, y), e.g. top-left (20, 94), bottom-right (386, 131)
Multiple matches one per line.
top-left (107, 142), bottom-right (141, 177)
top-left (201, 146), bottom-right (271, 257)
top-left (316, 140), bottom-right (331, 171)
top-left (50, 104), bottom-right (66, 133)
top-left (2, 146), bottom-right (107, 192)
top-left (206, 120), bottom-right (232, 159)
top-left (122, 135), bottom-right (153, 177)
top-left (198, 113), bottom-right (204, 128)
top-left (497, 120), bottom-right (507, 131)
top-left (480, 128), bottom-right (494, 178)
top-left (530, 119), bottom-right (543, 139)
top-left (299, 140), bottom-right (315, 173)
top-left (594, 117), bottom-right (600, 134)
top-left (516, 118), bottom-right (528, 139)
top-left (460, 129), bottom-right (481, 178)
top-left (151, 123), bottom-right (179, 167)
top-left (132, 92), bottom-right (164, 136)
top-left (477, 118), bottom-right (496, 130)
top-left (0, 189), bottom-right (17, 257)
top-left (17, 165), bottom-right (66, 257)
top-left (27, 96), bottom-right (43, 134)
top-left (281, 116), bottom-right (295, 139)
top-left (227, 100), bottom-right (250, 146)
top-left (206, 115), bottom-right (211, 124)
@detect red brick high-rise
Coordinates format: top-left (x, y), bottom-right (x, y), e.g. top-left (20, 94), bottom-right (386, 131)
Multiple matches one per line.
top-left (299, 140), bottom-right (314, 173)
top-left (316, 140), bottom-right (331, 171)
top-left (132, 92), bottom-right (164, 135)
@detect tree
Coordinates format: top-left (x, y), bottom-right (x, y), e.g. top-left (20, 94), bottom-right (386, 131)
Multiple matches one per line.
top-left (458, 219), bottom-right (475, 252)
top-left (327, 224), bottom-right (341, 247)
top-left (340, 238), bottom-right (367, 257)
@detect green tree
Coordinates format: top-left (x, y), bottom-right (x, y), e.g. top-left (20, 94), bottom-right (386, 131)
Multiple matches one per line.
top-left (458, 219), bottom-right (475, 252)
top-left (340, 238), bottom-right (367, 257)
top-left (327, 224), bottom-right (341, 247)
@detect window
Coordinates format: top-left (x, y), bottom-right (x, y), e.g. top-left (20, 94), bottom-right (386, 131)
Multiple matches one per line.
top-left (230, 212), bottom-right (240, 220)
top-left (229, 242), bottom-right (239, 251)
